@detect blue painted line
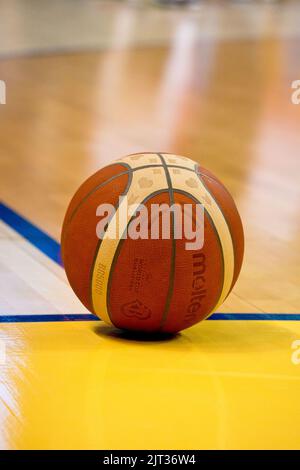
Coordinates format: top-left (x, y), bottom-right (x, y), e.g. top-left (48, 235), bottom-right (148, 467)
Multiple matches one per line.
top-left (0, 202), bottom-right (62, 265)
top-left (0, 314), bottom-right (99, 323)
top-left (1, 202), bottom-right (299, 324)
top-left (209, 313), bottom-right (300, 321)
top-left (0, 313), bottom-right (299, 323)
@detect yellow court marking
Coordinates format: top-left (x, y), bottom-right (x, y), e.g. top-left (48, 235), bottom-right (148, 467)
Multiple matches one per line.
top-left (0, 319), bottom-right (299, 450)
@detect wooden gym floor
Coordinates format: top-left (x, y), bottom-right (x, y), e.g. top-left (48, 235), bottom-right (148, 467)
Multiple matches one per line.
top-left (0, 0), bottom-right (300, 449)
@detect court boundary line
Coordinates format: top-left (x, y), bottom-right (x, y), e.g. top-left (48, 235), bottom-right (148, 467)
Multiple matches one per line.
top-left (1, 202), bottom-right (299, 322)
top-left (0, 313), bottom-right (299, 323)
top-left (0, 201), bottom-right (61, 265)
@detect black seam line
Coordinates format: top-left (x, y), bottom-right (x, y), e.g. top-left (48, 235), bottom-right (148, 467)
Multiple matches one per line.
top-left (61, 163), bottom-right (131, 250)
top-left (202, 208), bottom-right (224, 317)
top-left (157, 153), bottom-right (176, 329)
top-left (195, 167), bottom-right (242, 294)
top-left (194, 163), bottom-right (240, 196)
top-left (195, 172), bottom-right (230, 307)
top-left (63, 164), bottom-right (200, 235)
top-left (63, 164), bottom-right (171, 231)
top-left (64, 164), bottom-right (152, 229)
top-left (166, 188), bottom-right (224, 321)
top-left (90, 171), bottom-right (133, 320)
top-left (106, 189), bottom-right (170, 320)
top-left (196, 170), bottom-right (242, 297)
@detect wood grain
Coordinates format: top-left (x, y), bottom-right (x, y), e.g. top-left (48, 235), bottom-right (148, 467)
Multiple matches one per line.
top-left (1, 38), bottom-right (300, 314)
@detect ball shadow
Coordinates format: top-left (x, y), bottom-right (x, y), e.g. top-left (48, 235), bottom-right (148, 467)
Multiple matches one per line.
top-left (93, 323), bottom-right (180, 343)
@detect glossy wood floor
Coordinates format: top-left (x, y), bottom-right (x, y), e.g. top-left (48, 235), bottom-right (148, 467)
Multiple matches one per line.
top-left (0, 0), bottom-right (300, 450)
top-left (1, 38), bottom-right (300, 314)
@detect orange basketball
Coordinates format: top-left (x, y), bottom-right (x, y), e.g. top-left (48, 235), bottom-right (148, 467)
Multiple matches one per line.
top-left (61, 153), bottom-right (244, 333)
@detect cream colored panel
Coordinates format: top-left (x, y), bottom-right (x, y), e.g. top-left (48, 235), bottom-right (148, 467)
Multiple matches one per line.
top-left (92, 166), bottom-right (168, 324)
top-left (116, 153), bottom-right (162, 170)
top-left (169, 168), bottom-right (235, 314)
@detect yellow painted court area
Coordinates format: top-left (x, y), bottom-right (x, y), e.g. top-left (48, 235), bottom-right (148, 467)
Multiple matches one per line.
top-left (1, 319), bottom-right (300, 449)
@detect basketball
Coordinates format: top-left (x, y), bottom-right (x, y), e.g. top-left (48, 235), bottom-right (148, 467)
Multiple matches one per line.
top-left (61, 153), bottom-right (244, 333)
